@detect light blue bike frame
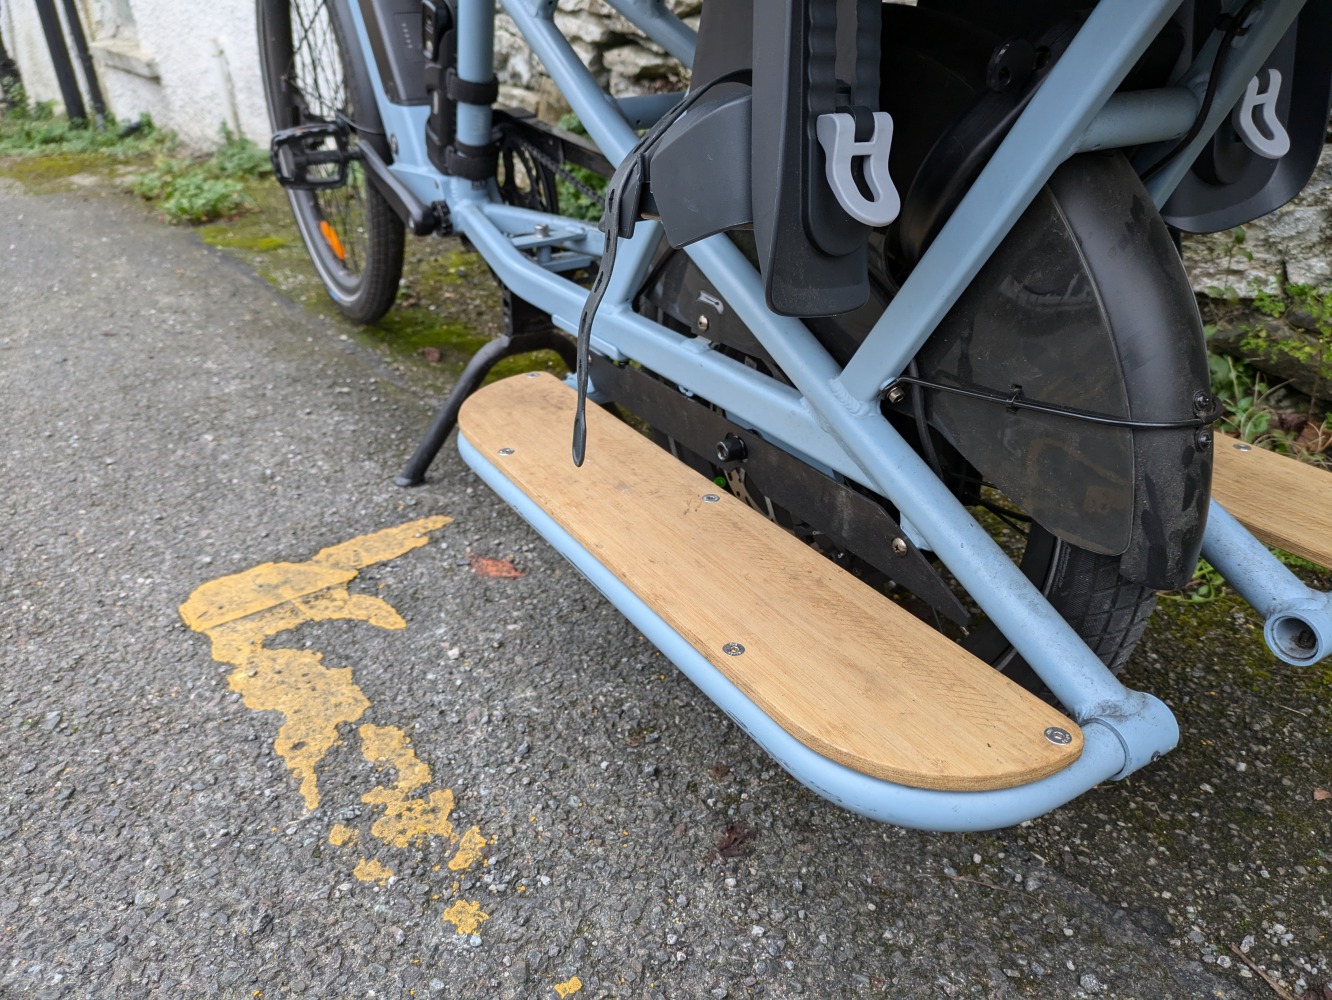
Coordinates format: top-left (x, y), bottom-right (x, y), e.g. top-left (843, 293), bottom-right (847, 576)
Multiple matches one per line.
top-left (339, 0), bottom-right (1330, 827)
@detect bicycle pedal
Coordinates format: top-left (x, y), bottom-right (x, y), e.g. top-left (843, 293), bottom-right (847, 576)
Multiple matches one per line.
top-left (269, 122), bottom-right (355, 191)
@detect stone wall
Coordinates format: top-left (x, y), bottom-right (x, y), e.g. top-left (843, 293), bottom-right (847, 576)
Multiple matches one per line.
top-left (1182, 145), bottom-right (1332, 297)
top-left (495, 0), bottom-right (701, 120)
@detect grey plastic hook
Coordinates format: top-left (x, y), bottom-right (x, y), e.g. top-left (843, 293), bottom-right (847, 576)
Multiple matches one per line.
top-left (815, 111), bottom-right (901, 227)
top-left (1233, 67), bottom-right (1291, 159)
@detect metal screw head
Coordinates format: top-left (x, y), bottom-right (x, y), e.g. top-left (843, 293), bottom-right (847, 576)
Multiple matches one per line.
top-left (498, 447), bottom-right (515, 456)
top-left (702, 493), bottom-right (720, 503)
top-left (390, 134), bottom-right (399, 155)
top-left (1233, 442), bottom-right (1252, 452)
top-left (886, 385), bottom-right (906, 405)
top-left (722, 642), bottom-right (745, 656)
top-left (696, 315), bottom-right (710, 333)
top-left (1195, 427), bottom-right (1213, 450)
top-left (1044, 727), bottom-right (1073, 746)
top-left (533, 222), bottom-right (550, 237)
top-left (526, 371), bottom-right (541, 377)
top-left (891, 537), bottom-right (909, 556)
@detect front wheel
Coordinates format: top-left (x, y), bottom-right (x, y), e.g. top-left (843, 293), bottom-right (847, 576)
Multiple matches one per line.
top-left (257, 0), bottom-right (404, 323)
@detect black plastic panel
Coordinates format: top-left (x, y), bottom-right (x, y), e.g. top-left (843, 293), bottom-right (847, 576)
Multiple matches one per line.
top-left (1163, 3), bottom-right (1332, 234)
top-left (915, 153), bottom-right (1212, 588)
top-left (357, 0), bottom-right (428, 105)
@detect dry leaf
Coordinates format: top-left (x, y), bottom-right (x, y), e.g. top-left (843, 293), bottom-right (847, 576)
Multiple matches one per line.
top-left (711, 823), bottom-right (757, 861)
top-left (468, 555), bottom-right (525, 579)
top-left (419, 346), bottom-right (442, 363)
top-left (1314, 788), bottom-right (1331, 802)
top-left (707, 764), bottom-right (732, 780)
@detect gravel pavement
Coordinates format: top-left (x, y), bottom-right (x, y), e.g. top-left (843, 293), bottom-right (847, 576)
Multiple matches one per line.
top-left (1, 176), bottom-right (1329, 1000)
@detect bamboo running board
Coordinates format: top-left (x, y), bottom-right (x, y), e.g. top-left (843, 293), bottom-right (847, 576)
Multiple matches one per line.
top-left (1212, 433), bottom-right (1332, 569)
top-left (459, 373), bottom-right (1083, 792)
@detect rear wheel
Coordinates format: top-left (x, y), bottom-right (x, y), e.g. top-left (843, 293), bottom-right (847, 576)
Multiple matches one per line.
top-left (257, 0), bottom-right (404, 322)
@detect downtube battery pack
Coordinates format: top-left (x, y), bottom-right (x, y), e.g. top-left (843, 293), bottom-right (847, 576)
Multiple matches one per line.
top-left (421, 0), bottom-right (498, 179)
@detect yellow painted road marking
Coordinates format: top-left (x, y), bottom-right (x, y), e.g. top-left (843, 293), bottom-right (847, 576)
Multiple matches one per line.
top-left (179, 517), bottom-right (492, 934)
top-left (554, 976), bottom-right (583, 997)
top-left (353, 858), bottom-right (394, 885)
top-left (442, 899), bottom-right (490, 935)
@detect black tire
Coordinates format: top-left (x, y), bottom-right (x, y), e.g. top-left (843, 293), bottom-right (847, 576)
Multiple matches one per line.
top-left (257, 0), bottom-right (404, 323)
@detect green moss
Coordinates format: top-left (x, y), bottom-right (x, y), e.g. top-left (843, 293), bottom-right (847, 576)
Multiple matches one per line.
top-left (201, 232), bottom-right (290, 252)
top-left (0, 151), bottom-right (135, 192)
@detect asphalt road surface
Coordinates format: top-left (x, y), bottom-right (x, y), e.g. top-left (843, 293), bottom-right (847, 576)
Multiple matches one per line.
top-left (1, 177), bottom-right (1329, 1000)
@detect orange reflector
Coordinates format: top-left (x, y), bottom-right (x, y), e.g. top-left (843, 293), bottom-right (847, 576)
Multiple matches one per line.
top-left (319, 220), bottom-right (347, 261)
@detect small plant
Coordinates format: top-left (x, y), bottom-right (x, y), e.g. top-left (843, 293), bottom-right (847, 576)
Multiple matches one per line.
top-left (130, 123), bottom-right (269, 224)
top-left (1206, 351), bottom-right (1295, 450)
top-left (1160, 558), bottom-right (1226, 604)
top-left (1242, 283), bottom-right (1332, 424)
top-left (555, 113), bottom-right (608, 223)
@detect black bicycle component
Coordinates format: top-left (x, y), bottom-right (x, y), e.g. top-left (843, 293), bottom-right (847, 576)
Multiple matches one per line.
top-left (396, 291), bottom-right (577, 486)
top-left (750, 0), bottom-right (883, 316)
top-left (421, 0), bottom-right (498, 180)
top-left (884, 377), bottom-right (1219, 431)
top-left (589, 356), bottom-right (968, 625)
top-left (911, 152), bottom-right (1213, 589)
top-left (270, 121), bottom-right (354, 190)
top-left (1162, 1), bottom-right (1332, 234)
top-left (357, 0), bottom-right (428, 104)
top-left (358, 139), bottom-right (448, 235)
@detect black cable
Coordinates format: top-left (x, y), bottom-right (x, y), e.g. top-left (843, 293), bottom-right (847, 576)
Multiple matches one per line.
top-left (1139, 0), bottom-right (1263, 182)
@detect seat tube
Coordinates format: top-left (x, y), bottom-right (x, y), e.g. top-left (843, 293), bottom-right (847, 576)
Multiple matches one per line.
top-left (455, 0), bottom-right (496, 151)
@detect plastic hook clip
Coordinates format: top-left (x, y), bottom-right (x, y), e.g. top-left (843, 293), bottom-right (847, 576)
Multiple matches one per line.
top-left (1233, 67), bottom-right (1291, 159)
top-left (815, 110), bottom-right (901, 228)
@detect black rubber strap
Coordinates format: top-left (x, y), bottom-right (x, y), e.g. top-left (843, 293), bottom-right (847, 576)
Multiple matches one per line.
top-left (445, 141), bottom-right (497, 179)
top-left (446, 68), bottom-right (499, 106)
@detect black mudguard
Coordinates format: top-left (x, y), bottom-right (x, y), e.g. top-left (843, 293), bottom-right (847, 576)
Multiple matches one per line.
top-left (911, 152), bottom-right (1213, 590)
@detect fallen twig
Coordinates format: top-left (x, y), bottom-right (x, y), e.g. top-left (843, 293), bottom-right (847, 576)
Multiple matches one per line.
top-left (1228, 944), bottom-right (1297, 1000)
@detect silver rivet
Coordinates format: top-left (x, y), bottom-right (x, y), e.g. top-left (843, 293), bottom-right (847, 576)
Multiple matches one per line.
top-left (891, 537), bottom-right (908, 556)
top-left (390, 134), bottom-right (399, 154)
top-left (498, 447), bottom-right (515, 456)
top-left (533, 222), bottom-right (550, 237)
top-left (1044, 727), bottom-right (1073, 746)
top-left (696, 315), bottom-right (710, 333)
top-left (1233, 443), bottom-right (1252, 452)
top-left (702, 493), bottom-right (720, 503)
top-left (886, 386), bottom-right (906, 405)
top-left (722, 642), bottom-right (745, 656)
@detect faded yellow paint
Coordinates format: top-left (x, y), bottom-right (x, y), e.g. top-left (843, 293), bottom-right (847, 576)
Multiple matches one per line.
top-left (180, 517), bottom-right (499, 936)
top-left (448, 826), bottom-right (487, 871)
top-left (179, 516), bottom-right (449, 809)
top-left (353, 858), bottom-right (393, 885)
top-left (554, 976), bottom-right (583, 997)
top-left (360, 723), bottom-right (432, 792)
top-left (442, 899), bottom-right (490, 935)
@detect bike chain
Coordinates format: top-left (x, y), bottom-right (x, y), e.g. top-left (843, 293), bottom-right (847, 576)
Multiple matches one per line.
top-left (503, 131), bottom-right (607, 211)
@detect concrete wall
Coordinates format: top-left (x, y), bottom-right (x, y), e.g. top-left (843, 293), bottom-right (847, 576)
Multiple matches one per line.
top-left (3, 0), bottom-right (282, 148)
top-left (0, 0), bottom-right (687, 149)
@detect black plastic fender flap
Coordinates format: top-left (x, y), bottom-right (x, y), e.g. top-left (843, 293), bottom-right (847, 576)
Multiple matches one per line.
top-left (907, 153), bottom-right (1214, 591)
